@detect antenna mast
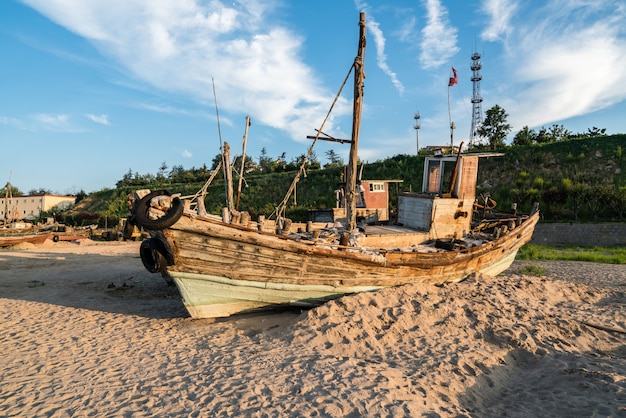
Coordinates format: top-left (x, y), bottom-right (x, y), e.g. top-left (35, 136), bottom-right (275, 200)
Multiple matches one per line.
top-left (469, 51), bottom-right (484, 146)
top-left (413, 112), bottom-right (421, 155)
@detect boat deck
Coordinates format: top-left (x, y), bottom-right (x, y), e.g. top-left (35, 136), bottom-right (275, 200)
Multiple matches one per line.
top-left (364, 224), bottom-right (422, 236)
top-left (360, 224), bottom-right (431, 247)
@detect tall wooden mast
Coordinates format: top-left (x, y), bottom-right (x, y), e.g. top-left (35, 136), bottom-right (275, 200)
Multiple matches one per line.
top-left (345, 12), bottom-right (366, 232)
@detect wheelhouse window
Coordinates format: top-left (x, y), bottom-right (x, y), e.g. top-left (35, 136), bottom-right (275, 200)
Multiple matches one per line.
top-left (369, 182), bottom-right (385, 192)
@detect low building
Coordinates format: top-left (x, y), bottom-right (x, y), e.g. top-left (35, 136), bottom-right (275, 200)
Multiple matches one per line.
top-left (1, 194), bottom-right (76, 222)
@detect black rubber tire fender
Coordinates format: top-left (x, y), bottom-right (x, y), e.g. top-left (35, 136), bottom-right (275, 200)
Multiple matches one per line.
top-left (53, 235), bottom-right (60, 242)
top-left (149, 234), bottom-right (175, 265)
top-left (133, 190), bottom-right (184, 230)
top-left (140, 239), bottom-right (168, 273)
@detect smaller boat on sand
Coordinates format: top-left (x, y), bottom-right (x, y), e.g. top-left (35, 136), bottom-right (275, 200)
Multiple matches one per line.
top-left (0, 230), bottom-right (55, 248)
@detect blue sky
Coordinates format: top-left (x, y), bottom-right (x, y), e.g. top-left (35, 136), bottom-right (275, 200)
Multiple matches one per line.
top-left (1, 0), bottom-right (625, 194)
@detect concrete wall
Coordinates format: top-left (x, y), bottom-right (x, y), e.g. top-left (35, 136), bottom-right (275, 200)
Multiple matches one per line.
top-left (531, 222), bottom-right (626, 247)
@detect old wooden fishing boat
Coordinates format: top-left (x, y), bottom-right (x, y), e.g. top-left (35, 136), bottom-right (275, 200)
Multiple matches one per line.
top-left (130, 13), bottom-right (539, 318)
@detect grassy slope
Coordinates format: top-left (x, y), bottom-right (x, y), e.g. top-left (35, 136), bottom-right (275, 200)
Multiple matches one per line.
top-left (72, 134), bottom-right (626, 222)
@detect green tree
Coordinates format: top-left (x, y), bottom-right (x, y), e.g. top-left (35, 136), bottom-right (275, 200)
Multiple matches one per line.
top-left (548, 124), bottom-right (570, 142)
top-left (116, 169), bottom-right (133, 188)
top-left (211, 154), bottom-right (223, 171)
top-left (477, 105), bottom-right (511, 150)
top-left (168, 165), bottom-right (186, 182)
top-left (258, 147), bottom-right (272, 173)
top-left (512, 126), bottom-right (536, 146)
top-left (0, 184), bottom-right (23, 197)
top-left (75, 190), bottom-right (88, 204)
top-left (232, 155), bottom-right (259, 175)
top-left (288, 153), bottom-right (321, 171)
top-left (587, 127), bottom-right (607, 137)
top-left (28, 187), bottom-right (52, 195)
top-left (271, 152), bottom-right (288, 172)
top-left (535, 127), bottom-right (550, 144)
top-left (324, 149), bottom-right (344, 168)
top-left (156, 161), bottom-right (168, 183)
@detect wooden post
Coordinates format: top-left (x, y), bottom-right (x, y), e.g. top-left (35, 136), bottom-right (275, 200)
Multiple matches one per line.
top-left (197, 196), bottom-right (208, 217)
top-left (222, 207), bottom-right (231, 223)
top-left (236, 116), bottom-right (251, 211)
top-left (223, 142), bottom-right (234, 212)
top-left (448, 141), bottom-right (464, 197)
top-left (345, 12), bottom-right (366, 232)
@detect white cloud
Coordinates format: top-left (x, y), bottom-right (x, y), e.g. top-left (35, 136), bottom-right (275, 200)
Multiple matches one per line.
top-left (353, 1), bottom-right (404, 94)
top-left (419, 0), bottom-right (459, 69)
top-left (85, 114), bottom-right (109, 125)
top-left (396, 16), bottom-right (418, 44)
top-left (32, 113), bottom-right (73, 131)
top-left (0, 116), bottom-right (27, 130)
top-left (480, 0), bottom-right (517, 42)
top-left (137, 102), bottom-right (196, 117)
top-left (182, 149), bottom-right (192, 158)
top-left (21, 0), bottom-right (341, 142)
top-left (495, 1), bottom-right (626, 130)
top-left (368, 15), bottom-right (405, 95)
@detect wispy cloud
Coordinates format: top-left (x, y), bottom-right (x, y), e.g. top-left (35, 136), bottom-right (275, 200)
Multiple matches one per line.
top-left (368, 16), bottom-right (405, 95)
top-left (354, 1), bottom-right (405, 94)
top-left (0, 116), bottom-right (28, 130)
top-left (21, 0), bottom-right (340, 142)
top-left (31, 113), bottom-right (76, 131)
top-left (419, 0), bottom-right (459, 69)
top-left (85, 114), bottom-right (109, 125)
top-left (490, 1), bottom-right (626, 130)
top-left (480, 0), bottom-right (517, 42)
top-left (182, 149), bottom-right (192, 158)
top-left (396, 15), bottom-right (418, 43)
top-left (137, 102), bottom-right (194, 116)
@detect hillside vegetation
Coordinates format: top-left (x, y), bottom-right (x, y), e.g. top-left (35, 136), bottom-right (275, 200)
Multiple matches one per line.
top-left (65, 134), bottom-right (626, 227)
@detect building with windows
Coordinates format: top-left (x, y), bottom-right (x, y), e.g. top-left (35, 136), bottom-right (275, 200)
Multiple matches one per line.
top-left (309, 179), bottom-right (403, 224)
top-left (1, 194), bottom-right (76, 222)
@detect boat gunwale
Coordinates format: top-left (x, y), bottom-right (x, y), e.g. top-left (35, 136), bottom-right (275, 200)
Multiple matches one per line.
top-left (166, 209), bottom-right (540, 269)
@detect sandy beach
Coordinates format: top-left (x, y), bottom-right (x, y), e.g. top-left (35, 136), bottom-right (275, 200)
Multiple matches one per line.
top-left (1, 240), bottom-right (625, 417)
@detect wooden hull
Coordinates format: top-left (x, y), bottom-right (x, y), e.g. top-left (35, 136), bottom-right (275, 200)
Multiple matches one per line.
top-left (156, 211), bottom-right (539, 318)
top-left (0, 232), bottom-right (54, 247)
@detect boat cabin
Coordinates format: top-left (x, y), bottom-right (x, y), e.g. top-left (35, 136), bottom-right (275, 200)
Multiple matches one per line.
top-left (397, 154), bottom-right (481, 237)
top-left (359, 153), bottom-right (502, 247)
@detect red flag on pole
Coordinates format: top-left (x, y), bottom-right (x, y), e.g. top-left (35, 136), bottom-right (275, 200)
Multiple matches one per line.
top-left (448, 67), bottom-right (458, 87)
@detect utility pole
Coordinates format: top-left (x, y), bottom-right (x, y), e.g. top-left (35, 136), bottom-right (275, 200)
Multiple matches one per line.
top-left (413, 112), bottom-right (421, 155)
top-left (450, 121), bottom-right (456, 153)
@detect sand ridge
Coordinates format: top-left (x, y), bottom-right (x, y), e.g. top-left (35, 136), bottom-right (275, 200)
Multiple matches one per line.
top-left (1, 240), bottom-right (625, 416)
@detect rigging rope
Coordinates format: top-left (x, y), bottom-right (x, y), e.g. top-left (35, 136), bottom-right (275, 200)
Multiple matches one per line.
top-left (269, 62), bottom-right (355, 221)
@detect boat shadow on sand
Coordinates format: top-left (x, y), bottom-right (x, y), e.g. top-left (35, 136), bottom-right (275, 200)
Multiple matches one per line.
top-left (0, 249), bottom-right (190, 319)
top-left (0, 246), bottom-right (309, 327)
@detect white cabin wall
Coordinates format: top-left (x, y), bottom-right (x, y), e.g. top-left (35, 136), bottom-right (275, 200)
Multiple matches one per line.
top-left (398, 194), bottom-right (473, 239)
top-left (397, 194), bottom-right (433, 230)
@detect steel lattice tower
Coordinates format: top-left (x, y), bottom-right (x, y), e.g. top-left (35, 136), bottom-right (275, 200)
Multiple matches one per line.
top-left (469, 52), bottom-right (484, 146)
